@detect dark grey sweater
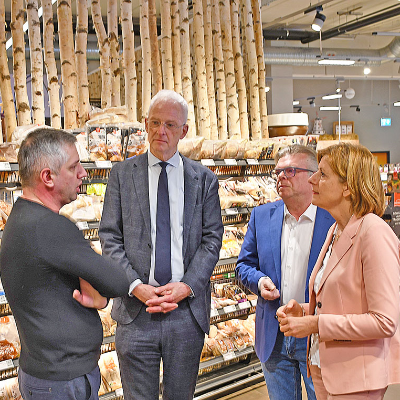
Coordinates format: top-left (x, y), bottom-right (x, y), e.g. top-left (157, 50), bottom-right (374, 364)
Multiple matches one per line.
top-left (0, 198), bottom-right (129, 380)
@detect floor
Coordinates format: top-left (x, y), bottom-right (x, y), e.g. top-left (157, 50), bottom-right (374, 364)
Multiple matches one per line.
top-left (219, 381), bottom-right (400, 400)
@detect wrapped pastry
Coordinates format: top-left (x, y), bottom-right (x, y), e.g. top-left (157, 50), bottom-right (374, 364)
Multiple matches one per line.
top-left (178, 137), bottom-right (205, 160)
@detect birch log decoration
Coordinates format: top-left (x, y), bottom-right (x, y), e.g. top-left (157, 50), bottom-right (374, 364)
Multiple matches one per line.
top-left (251, 0), bottom-right (268, 137)
top-left (121, 0), bottom-right (137, 121)
top-left (160, 0), bottom-right (174, 90)
top-left (136, 48), bottom-right (143, 120)
top-left (108, 0), bottom-right (121, 107)
top-left (11, 0), bottom-right (31, 126)
top-left (170, 0), bottom-right (182, 94)
top-left (211, 0), bottom-right (227, 140)
top-left (26, 0), bottom-right (44, 125)
top-left (42, 0), bottom-right (61, 129)
top-left (230, 0), bottom-right (249, 139)
top-left (57, 0), bottom-right (78, 129)
top-left (192, 0), bottom-right (210, 139)
top-left (178, 0), bottom-right (195, 137)
top-left (219, 0), bottom-right (240, 138)
top-left (148, 0), bottom-right (162, 94)
top-left (140, 0), bottom-right (151, 119)
top-left (75, 0), bottom-right (90, 126)
top-left (202, 0), bottom-right (217, 139)
top-left (0, 0), bottom-right (17, 140)
top-left (242, 0), bottom-right (261, 139)
top-left (91, 0), bottom-right (111, 109)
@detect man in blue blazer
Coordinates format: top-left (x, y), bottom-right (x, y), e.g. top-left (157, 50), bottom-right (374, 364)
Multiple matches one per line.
top-left (99, 90), bottom-right (223, 400)
top-left (236, 145), bottom-right (334, 400)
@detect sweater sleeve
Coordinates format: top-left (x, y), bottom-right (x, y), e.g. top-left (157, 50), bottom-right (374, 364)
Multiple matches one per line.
top-left (37, 213), bottom-right (130, 298)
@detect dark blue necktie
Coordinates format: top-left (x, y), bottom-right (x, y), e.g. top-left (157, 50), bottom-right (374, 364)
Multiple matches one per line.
top-left (155, 161), bottom-right (172, 286)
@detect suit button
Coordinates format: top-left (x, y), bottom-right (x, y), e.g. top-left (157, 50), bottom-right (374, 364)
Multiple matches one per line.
top-left (148, 243), bottom-right (151, 248)
top-left (317, 301), bottom-right (322, 308)
top-left (144, 272), bottom-right (149, 277)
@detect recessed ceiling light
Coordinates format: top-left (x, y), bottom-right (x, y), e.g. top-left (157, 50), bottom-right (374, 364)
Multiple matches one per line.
top-left (318, 59), bottom-right (356, 66)
top-left (364, 67), bottom-right (371, 75)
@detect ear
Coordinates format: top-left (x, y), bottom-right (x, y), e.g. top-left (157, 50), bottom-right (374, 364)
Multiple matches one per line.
top-left (180, 124), bottom-right (188, 140)
top-left (342, 182), bottom-right (351, 198)
top-left (39, 168), bottom-right (55, 188)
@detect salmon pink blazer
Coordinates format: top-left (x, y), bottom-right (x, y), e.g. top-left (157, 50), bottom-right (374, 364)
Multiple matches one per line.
top-left (308, 213), bottom-right (400, 395)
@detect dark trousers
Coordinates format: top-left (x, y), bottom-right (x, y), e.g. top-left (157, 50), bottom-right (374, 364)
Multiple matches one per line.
top-left (19, 366), bottom-right (100, 400)
top-left (115, 299), bottom-right (205, 400)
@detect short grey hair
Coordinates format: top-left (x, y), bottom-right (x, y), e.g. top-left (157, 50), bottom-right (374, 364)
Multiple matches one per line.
top-left (147, 90), bottom-right (188, 123)
top-left (18, 128), bottom-right (77, 188)
top-left (275, 144), bottom-right (318, 172)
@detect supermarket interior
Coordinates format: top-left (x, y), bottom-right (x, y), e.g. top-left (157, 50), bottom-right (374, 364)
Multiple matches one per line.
top-left (0, 0), bottom-right (400, 399)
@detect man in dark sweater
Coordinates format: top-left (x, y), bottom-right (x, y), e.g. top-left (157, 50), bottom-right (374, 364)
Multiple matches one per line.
top-left (0, 128), bottom-right (129, 400)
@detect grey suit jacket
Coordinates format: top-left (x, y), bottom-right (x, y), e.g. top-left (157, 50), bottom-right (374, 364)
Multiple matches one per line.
top-left (99, 152), bottom-right (223, 334)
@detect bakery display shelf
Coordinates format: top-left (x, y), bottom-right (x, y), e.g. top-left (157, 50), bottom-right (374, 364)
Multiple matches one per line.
top-left (212, 258), bottom-right (237, 277)
top-left (0, 299), bottom-right (12, 317)
top-left (222, 212), bottom-right (250, 227)
top-left (210, 301), bottom-right (256, 324)
top-left (221, 207), bottom-right (250, 217)
top-left (195, 354), bottom-right (263, 399)
top-left (99, 388), bottom-right (123, 400)
top-left (0, 359), bottom-right (18, 381)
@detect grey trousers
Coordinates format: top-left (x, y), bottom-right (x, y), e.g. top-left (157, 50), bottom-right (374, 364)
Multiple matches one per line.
top-left (115, 299), bottom-right (205, 400)
top-left (18, 366), bottom-right (100, 400)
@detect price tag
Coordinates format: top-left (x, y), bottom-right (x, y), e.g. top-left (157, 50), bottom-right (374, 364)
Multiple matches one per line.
top-left (251, 299), bottom-right (257, 307)
top-left (222, 351), bottom-right (236, 362)
top-left (201, 159), bottom-right (215, 166)
top-left (76, 221), bottom-right (89, 230)
top-left (381, 172), bottom-right (388, 181)
top-left (223, 305), bottom-right (237, 314)
top-left (94, 160), bottom-right (112, 169)
top-left (238, 301), bottom-right (250, 310)
top-left (0, 162), bottom-right (11, 171)
top-left (224, 159), bottom-right (237, 166)
top-left (115, 388), bottom-right (124, 397)
top-left (0, 295), bottom-right (7, 305)
top-left (247, 159), bottom-right (259, 165)
top-left (0, 359), bottom-right (13, 371)
top-left (210, 309), bottom-right (219, 318)
top-left (225, 208), bottom-right (239, 215)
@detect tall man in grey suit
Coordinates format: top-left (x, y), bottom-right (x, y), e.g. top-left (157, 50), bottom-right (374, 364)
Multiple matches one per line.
top-left (99, 90), bottom-right (223, 400)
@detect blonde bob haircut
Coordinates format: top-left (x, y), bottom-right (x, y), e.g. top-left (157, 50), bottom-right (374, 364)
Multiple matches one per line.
top-left (317, 143), bottom-right (385, 217)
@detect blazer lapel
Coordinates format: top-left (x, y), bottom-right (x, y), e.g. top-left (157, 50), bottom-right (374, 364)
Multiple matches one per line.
top-left (317, 215), bottom-right (363, 293)
top-left (132, 153), bottom-right (151, 236)
top-left (270, 202), bottom-right (284, 284)
top-left (182, 157), bottom-right (199, 260)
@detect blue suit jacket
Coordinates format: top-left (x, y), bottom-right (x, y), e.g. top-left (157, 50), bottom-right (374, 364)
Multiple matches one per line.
top-left (236, 200), bottom-right (334, 363)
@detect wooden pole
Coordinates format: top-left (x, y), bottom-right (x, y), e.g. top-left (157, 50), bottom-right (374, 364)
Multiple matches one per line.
top-left (148, 0), bottom-right (162, 94)
top-left (0, 0), bottom-right (17, 140)
top-left (11, 0), bottom-right (31, 126)
top-left (75, 0), bottom-right (90, 126)
top-left (211, 0), bottom-right (227, 140)
top-left (26, 0), bottom-right (45, 125)
top-left (160, 0), bottom-right (174, 90)
top-left (140, 0), bottom-right (151, 119)
top-left (170, 0), bottom-right (182, 94)
top-left (121, 0), bottom-right (137, 121)
top-left (108, 0), bottom-right (121, 107)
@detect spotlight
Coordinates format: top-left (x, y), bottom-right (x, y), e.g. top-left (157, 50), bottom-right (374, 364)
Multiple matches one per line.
top-left (312, 11), bottom-right (326, 32)
top-left (308, 97), bottom-right (316, 107)
top-left (356, 106), bottom-right (360, 112)
top-left (364, 66), bottom-right (371, 75)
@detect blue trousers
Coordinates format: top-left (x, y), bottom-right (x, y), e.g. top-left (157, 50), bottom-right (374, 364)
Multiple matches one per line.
top-left (18, 366), bottom-right (100, 400)
top-left (261, 331), bottom-right (316, 400)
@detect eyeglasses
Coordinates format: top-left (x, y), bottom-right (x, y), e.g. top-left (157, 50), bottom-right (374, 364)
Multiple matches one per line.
top-left (148, 120), bottom-right (185, 133)
top-left (272, 167), bottom-right (315, 179)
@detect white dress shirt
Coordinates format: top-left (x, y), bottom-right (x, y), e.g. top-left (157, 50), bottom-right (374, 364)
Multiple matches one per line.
top-left (280, 203), bottom-right (317, 305)
top-left (129, 150), bottom-right (184, 294)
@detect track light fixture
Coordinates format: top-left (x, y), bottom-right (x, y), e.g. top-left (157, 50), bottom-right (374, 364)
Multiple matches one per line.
top-left (312, 7), bottom-right (326, 32)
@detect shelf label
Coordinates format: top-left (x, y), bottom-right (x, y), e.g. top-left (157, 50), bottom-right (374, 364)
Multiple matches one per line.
top-left (251, 299), bottom-right (257, 307)
top-left (238, 301), bottom-right (250, 310)
top-left (115, 388), bottom-right (124, 397)
top-left (76, 221), bottom-right (89, 231)
top-left (224, 159), bottom-right (237, 166)
top-left (222, 351), bottom-right (236, 362)
top-left (0, 162), bottom-right (11, 171)
top-left (223, 305), bottom-right (237, 314)
top-left (0, 295), bottom-right (7, 305)
top-left (210, 309), bottom-right (219, 318)
top-left (0, 359), bottom-right (13, 371)
top-left (201, 159), bottom-right (215, 166)
top-left (225, 208), bottom-right (239, 215)
top-left (94, 160), bottom-right (112, 169)
top-left (381, 172), bottom-right (388, 181)
top-left (247, 159), bottom-right (259, 165)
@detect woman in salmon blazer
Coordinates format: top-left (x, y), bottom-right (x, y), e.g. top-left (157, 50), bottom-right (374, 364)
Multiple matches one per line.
top-left (277, 143), bottom-right (400, 400)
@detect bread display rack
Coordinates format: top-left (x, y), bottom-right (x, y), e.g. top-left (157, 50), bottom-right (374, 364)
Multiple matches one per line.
top-left (0, 157), bottom-right (276, 399)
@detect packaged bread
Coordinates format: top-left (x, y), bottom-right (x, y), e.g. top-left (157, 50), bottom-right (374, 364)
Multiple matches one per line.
top-left (123, 125), bottom-right (147, 159)
top-left (220, 139), bottom-right (247, 159)
top-left (178, 137), bottom-right (205, 160)
top-left (87, 125), bottom-right (107, 161)
top-left (98, 299), bottom-right (116, 337)
top-left (98, 351), bottom-right (122, 395)
top-left (0, 316), bottom-right (20, 361)
top-left (0, 143), bottom-right (18, 163)
top-left (106, 126), bottom-right (123, 161)
top-left (0, 378), bottom-right (22, 400)
top-left (200, 140), bottom-right (227, 160)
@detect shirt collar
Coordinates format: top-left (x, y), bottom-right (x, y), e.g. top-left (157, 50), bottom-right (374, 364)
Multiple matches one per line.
top-left (148, 150), bottom-right (180, 168)
top-left (284, 203), bottom-right (317, 223)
